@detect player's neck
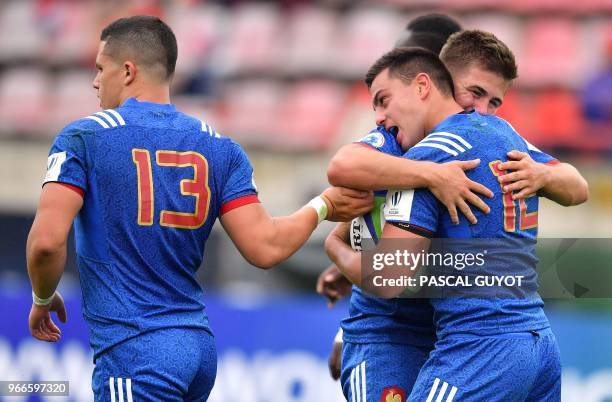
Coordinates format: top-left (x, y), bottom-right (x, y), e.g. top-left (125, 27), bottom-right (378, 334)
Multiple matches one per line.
top-left (424, 99), bottom-right (464, 133)
top-left (121, 83), bottom-right (171, 105)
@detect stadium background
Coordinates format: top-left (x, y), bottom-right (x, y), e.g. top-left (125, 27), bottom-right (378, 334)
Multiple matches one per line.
top-left (0, 0), bottom-right (611, 401)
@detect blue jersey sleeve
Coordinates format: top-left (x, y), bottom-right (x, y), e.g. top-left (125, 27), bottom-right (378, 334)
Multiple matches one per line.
top-left (356, 126), bottom-right (402, 157)
top-left (524, 140), bottom-right (558, 164)
top-left (221, 140), bottom-right (258, 205)
top-left (43, 124), bottom-right (88, 191)
top-left (383, 132), bottom-right (471, 234)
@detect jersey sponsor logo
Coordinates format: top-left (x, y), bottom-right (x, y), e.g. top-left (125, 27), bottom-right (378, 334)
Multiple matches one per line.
top-left (380, 386), bottom-right (406, 402)
top-left (360, 132), bottom-right (385, 149)
top-left (44, 151), bottom-right (67, 183)
top-left (384, 190), bottom-right (414, 221)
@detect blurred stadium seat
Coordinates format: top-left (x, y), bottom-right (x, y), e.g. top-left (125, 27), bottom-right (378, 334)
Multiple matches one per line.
top-left (282, 6), bottom-right (339, 76)
top-left (0, 68), bottom-right (50, 136)
top-left (0, 1), bottom-right (45, 63)
top-left (519, 18), bottom-right (580, 87)
top-left (50, 70), bottom-right (100, 135)
top-left (216, 3), bottom-right (282, 77)
top-left (336, 8), bottom-right (404, 77)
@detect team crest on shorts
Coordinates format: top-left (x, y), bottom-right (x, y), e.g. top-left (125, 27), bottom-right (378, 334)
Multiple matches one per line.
top-left (380, 386), bottom-right (406, 402)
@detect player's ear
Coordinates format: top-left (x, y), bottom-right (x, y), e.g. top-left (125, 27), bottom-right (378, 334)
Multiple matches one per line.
top-left (414, 73), bottom-right (431, 100)
top-left (123, 61), bottom-right (136, 86)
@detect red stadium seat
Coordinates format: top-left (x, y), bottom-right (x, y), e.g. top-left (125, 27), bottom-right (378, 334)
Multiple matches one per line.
top-left (336, 8), bottom-right (404, 77)
top-left (217, 3), bottom-right (282, 76)
top-left (282, 6), bottom-right (339, 75)
top-left (531, 87), bottom-right (584, 148)
top-left (0, 69), bottom-right (50, 136)
top-left (519, 18), bottom-right (579, 87)
top-left (277, 80), bottom-right (347, 149)
top-left (220, 80), bottom-right (284, 146)
top-left (49, 71), bottom-right (101, 136)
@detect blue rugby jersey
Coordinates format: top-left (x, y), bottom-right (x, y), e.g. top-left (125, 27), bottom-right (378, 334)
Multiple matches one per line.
top-left (44, 97), bottom-right (258, 358)
top-left (341, 126), bottom-right (435, 347)
top-left (384, 111), bottom-right (556, 338)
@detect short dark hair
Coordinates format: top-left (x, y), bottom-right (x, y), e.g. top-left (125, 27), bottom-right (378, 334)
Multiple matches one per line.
top-left (365, 47), bottom-right (454, 97)
top-left (397, 13), bottom-right (462, 54)
top-left (440, 30), bottom-right (517, 81)
top-left (100, 16), bottom-right (177, 80)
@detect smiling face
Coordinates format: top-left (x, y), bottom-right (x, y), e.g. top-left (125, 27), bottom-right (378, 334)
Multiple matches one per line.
top-left (370, 68), bottom-right (427, 151)
top-left (92, 41), bottom-right (125, 109)
top-left (451, 62), bottom-right (511, 115)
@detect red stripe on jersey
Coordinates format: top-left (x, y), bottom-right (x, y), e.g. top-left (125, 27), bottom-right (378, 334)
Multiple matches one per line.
top-left (546, 159), bottom-right (560, 166)
top-left (220, 194), bottom-right (260, 215)
top-left (57, 183), bottom-right (85, 197)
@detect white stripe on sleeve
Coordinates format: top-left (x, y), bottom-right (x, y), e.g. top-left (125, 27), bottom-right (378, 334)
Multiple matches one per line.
top-left (413, 142), bottom-right (459, 156)
top-left (85, 115), bottom-right (110, 129)
top-left (106, 109), bottom-right (126, 125)
top-left (94, 111), bottom-right (118, 127)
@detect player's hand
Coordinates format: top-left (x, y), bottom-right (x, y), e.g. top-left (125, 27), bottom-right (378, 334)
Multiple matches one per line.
top-left (498, 151), bottom-right (550, 200)
top-left (316, 264), bottom-right (353, 308)
top-left (321, 187), bottom-right (374, 222)
top-left (428, 159), bottom-right (493, 225)
top-left (328, 336), bottom-right (343, 380)
top-left (29, 292), bottom-right (67, 342)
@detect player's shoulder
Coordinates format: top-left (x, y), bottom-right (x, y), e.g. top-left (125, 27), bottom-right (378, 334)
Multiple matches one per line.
top-left (59, 108), bottom-right (128, 136)
top-left (407, 125), bottom-right (475, 162)
top-left (357, 126), bottom-right (402, 156)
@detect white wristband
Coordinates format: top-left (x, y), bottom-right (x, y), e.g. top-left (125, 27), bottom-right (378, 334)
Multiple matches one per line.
top-left (334, 327), bottom-right (343, 344)
top-left (306, 196), bottom-right (328, 224)
top-left (32, 290), bottom-right (55, 306)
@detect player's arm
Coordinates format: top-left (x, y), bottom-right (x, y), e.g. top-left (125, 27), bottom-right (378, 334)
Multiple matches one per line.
top-left (327, 143), bottom-right (493, 224)
top-left (324, 222), bottom-right (362, 286)
top-left (325, 220), bottom-right (429, 298)
top-left (498, 151), bottom-right (588, 206)
top-left (27, 183), bottom-right (82, 341)
top-left (221, 187), bottom-right (373, 269)
top-left (316, 263), bottom-right (353, 308)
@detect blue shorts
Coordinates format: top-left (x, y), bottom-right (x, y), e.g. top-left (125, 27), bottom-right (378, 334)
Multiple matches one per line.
top-left (341, 341), bottom-right (432, 402)
top-left (408, 328), bottom-right (561, 402)
top-left (92, 327), bottom-right (217, 402)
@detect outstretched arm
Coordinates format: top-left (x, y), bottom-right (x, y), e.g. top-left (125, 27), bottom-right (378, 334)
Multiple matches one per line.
top-left (221, 187), bottom-right (373, 269)
top-left (327, 143), bottom-right (493, 224)
top-left (498, 151), bottom-right (588, 206)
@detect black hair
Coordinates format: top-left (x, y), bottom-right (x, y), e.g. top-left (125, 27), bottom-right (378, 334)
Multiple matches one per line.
top-left (100, 15), bottom-right (177, 80)
top-left (397, 13), bottom-right (462, 54)
top-left (365, 47), bottom-right (454, 97)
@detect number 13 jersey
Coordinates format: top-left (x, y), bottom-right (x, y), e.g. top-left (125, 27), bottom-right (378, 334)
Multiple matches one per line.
top-left (44, 97), bottom-right (258, 358)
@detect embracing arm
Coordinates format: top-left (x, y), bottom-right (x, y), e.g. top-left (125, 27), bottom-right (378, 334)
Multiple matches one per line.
top-left (327, 143), bottom-right (493, 224)
top-left (498, 151), bottom-right (588, 206)
top-left (324, 222), bottom-right (362, 287)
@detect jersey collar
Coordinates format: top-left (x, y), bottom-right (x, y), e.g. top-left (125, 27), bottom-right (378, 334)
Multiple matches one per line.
top-left (121, 97), bottom-right (177, 112)
top-left (430, 110), bottom-right (483, 133)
